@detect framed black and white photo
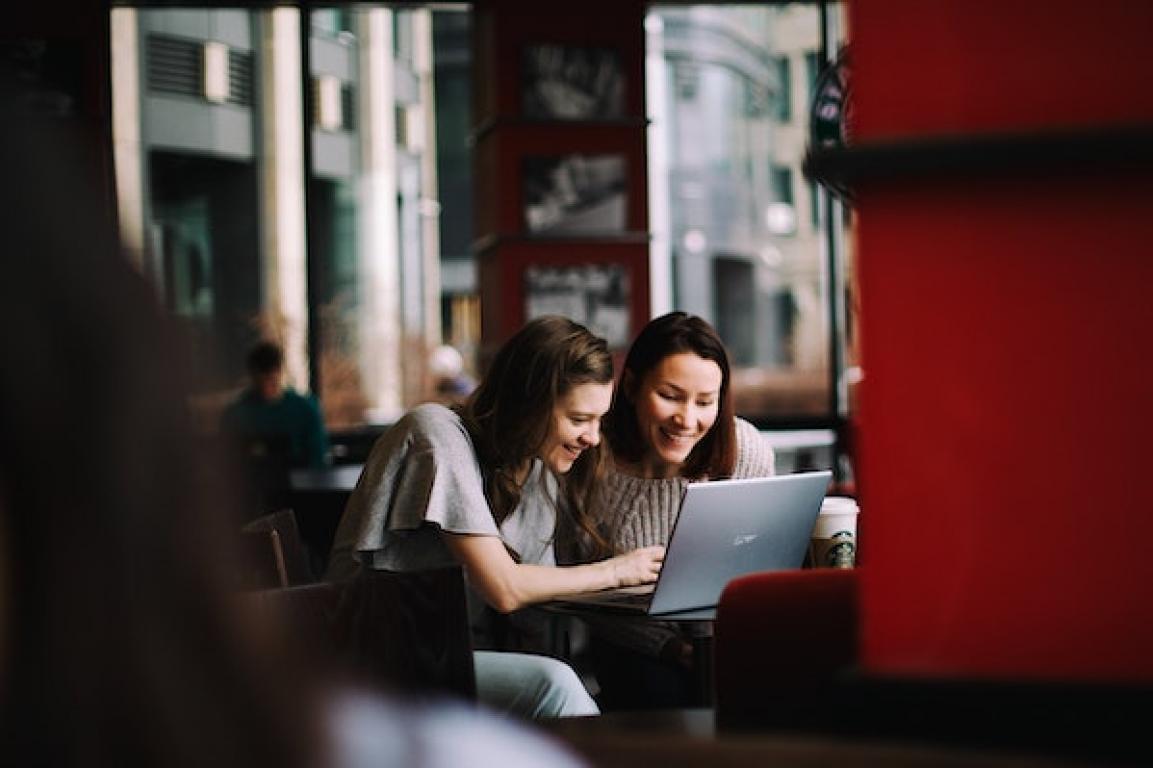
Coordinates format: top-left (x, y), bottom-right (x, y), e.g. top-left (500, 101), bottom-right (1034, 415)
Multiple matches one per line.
top-left (523, 153), bottom-right (627, 235)
top-left (522, 43), bottom-right (624, 121)
top-left (524, 263), bottom-right (631, 348)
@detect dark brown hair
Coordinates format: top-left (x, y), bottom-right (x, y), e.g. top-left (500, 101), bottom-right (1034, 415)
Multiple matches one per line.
top-left (605, 311), bottom-right (737, 479)
top-left (247, 340), bottom-right (285, 375)
top-left (0, 87), bottom-right (321, 767)
top-left (458, 315), bottom-right (613, 552)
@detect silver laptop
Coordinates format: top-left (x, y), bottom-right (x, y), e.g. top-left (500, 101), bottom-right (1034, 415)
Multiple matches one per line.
top-left (556, 470), bottom-right (831, 620)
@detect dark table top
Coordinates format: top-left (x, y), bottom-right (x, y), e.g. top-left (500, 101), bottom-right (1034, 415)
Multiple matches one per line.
top-left (539, 711), bottom-right (1084, 768)
top-left (289, 464), bottom-right (364, 493)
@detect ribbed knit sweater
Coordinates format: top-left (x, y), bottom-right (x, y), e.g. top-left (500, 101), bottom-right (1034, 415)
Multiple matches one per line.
top-left (587, 417), bottom-right (776, 657)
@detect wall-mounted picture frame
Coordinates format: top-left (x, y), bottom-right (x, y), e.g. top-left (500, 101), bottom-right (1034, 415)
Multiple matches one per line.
top-left (524, 263), bottom-right (631, 348)
top-left (523, 153), bottom-right (627, 235)
top-left (522, 43), bottom-right (624, 121)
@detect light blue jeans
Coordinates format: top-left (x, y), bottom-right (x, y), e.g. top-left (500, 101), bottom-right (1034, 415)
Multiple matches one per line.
top-left (473, 651), bottom-right (599, 719)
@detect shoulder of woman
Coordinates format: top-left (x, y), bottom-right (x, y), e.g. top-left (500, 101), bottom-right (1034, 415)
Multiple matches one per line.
top-left (400, 404), bottom-right (473, 446)
top-left (405, 401), bottom-right (461, 428)
top-left (735, 416), bottom-right (774, 448)
top-left (733, 417), bottom-right (776, 477)
top-left (360, 404), bottom-right (476, 476)
top-left (733, 416), bottom-right (759, 442)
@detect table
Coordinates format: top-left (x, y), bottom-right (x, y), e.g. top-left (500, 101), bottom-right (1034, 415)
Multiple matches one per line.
top-left (538, 708), bottom-right (1087, 768)
top-left (287, 463), bottom-right (364, 575)
top-left (289, 463), bottom-right (364, 493)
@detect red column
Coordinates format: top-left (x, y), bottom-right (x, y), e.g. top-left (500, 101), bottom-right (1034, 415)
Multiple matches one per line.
top-left (471, 0), bottom-right (651, 361)
top-left (850, 0), bottom-right (1153, 682)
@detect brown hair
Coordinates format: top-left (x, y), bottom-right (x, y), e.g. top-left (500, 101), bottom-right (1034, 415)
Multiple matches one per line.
top-left (458, 316), bottom-right (612, 553)
top-left (606, 311), bottom-right (737, 479)
top-left (246, 340), bottom-right (285, 375)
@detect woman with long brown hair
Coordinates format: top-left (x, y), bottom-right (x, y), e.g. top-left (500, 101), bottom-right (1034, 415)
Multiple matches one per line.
top-left (582, 311), bottom-right (776, 711)
top-left (327, 315), bottom-right (665, 718)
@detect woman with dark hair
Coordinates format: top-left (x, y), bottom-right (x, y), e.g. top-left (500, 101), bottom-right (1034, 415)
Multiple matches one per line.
top-left (582, 311), bottom-right (775, 710)
top-left (0, 85), bottom-right (588, 766)
top-left (326, 315), bottom-right (665, 719)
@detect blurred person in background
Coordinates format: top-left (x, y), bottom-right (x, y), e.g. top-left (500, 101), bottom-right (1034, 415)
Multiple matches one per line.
top-left (0, 80), bottom-right (586, 768)
top-left (428, 343), bottom-right (477, 406)
top-left (220, 340), bottom-right (331, 470)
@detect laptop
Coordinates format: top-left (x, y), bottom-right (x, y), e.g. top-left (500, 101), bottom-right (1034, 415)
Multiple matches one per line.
top-left (556, 470), bottom-right (832, 620)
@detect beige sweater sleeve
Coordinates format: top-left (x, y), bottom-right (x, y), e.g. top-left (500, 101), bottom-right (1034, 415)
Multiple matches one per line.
top-left (732, 417), bottom-right (776, 479)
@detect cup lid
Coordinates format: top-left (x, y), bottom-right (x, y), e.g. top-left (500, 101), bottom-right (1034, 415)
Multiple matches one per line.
top-left (820, 496), bottom-right (859, 514)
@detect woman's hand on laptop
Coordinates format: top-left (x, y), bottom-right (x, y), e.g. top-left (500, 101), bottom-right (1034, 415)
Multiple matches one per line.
top-left (608, 545), bottom-right (665, 587)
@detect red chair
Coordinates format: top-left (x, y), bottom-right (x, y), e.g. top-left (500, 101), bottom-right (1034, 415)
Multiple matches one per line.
top-left (713, 568), bottom-right (859, 732)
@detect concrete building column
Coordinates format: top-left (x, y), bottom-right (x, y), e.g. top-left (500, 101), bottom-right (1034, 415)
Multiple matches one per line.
top-left (355, 8), bottom-right (403, 422)
top-left (258, 8), bottom-right (310, 391)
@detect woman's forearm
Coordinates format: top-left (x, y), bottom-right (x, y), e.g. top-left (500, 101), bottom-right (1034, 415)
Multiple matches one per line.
top-left (443, 532), bottom-right (661, 613)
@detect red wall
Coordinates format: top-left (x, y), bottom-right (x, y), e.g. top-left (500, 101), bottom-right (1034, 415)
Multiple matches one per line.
top-left (849, 1), bottom-right (1153, 140)
top-left (471, 0), bottom-right (651, 355)
top-left (851, 0), bottom-right (1153, 682)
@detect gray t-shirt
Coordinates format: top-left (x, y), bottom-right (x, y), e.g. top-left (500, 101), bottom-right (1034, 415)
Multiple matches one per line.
top-left (326, 403), bottom-right (558, 583)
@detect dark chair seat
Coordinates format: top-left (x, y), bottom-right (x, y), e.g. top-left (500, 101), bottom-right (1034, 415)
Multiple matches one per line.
top-left (244, 567), bottom-right (476, 702)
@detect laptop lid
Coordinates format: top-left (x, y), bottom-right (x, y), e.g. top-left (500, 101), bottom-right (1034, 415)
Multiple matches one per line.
top-left (647, 470), bottom-right (831, 615)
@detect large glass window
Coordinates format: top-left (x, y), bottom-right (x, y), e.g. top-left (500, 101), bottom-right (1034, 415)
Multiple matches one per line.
top-left (111, 2), bottom-right (852, 455)
top-left (646, 3), bottom-right (854, 428)
top-left (111, 5), bottom-right (467, 441)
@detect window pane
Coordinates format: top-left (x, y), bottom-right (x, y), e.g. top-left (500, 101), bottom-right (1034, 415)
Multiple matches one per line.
top-left (113, 5), bottom-right (470, 437)
top-left (307, 6), bottom-right (459, 428)
top-left (113, 8), bottom-right (267, 429)
top-left (647, 4), bottom-right (852, 425)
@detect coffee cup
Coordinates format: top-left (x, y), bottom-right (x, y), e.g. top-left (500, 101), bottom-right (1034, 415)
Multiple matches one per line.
top-left (809, 496), bottom-right (859, 568)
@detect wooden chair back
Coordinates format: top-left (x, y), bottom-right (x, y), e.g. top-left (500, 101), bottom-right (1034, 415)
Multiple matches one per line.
top-left (246, 567), bottom-right (476, 702)
top-left (241, 508), bottom-right (314, 586)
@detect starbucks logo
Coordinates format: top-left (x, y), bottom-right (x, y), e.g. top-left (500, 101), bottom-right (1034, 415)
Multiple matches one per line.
top-left (824, 530), bottom-right (856, 568)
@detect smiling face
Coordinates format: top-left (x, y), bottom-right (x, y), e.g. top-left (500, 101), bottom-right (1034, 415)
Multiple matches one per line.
top-left (628, 352), bottom-right (723, 479)
top-left (539, 381), bottom-right (614, 474)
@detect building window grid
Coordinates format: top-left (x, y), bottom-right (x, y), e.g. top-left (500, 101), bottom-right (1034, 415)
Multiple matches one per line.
top-left (146, 34), bottom-right (201, 99)
top-left (340, 83), bottom-right (356, 130)
top-left (311, 76), bottom-right (356, 132)
top-left (145, 34), bottom-right (253, 108)
top-left (227, 49), bottom-right (253, 107)
top-left (773, 54), bottom-right (791, 122)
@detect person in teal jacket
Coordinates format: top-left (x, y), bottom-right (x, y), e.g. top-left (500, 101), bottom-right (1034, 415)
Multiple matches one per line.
top-left (220, 341), bottom-right (330, 469)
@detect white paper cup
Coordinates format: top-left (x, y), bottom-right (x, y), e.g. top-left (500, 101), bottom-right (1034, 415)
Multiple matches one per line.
top-left (809, 496), bottom-right (859, 568)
